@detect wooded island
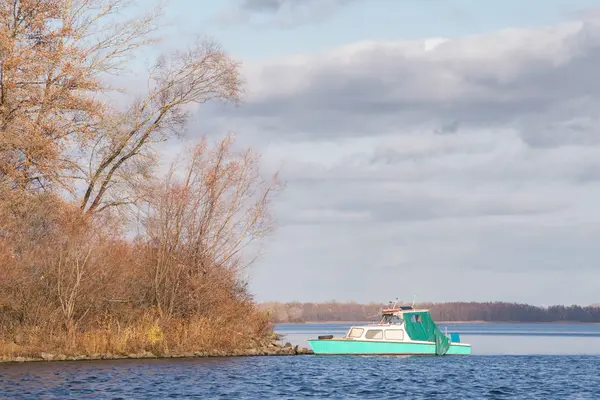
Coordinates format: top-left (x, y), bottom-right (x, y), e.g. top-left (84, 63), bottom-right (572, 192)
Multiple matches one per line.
top-left (0, 0), bottom-right (284, 362)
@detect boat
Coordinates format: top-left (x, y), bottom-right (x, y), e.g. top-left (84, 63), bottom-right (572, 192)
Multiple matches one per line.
top-left (307, 303), bottom-right (471, 356)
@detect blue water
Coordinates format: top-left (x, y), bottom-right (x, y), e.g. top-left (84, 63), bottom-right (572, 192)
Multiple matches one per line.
top-left (1, 323), bottom-right (599, 399)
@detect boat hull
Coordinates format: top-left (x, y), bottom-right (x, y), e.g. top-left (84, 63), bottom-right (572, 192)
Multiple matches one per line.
top-left (308, 339), bottom-right (471, 356)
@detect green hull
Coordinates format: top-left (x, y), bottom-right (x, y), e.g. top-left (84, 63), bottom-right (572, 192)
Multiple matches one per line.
top-left (308, 339), bottom-right (471, 356)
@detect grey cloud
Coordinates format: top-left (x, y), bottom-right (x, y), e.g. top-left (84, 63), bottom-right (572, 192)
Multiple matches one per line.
top-left (275, 178), bottom-right (567, 226)
top-left (183, 15), bottom-right (600, 303)
top-left (240, 0), bottom-right (288, 12)
top-left (466, 230), bottom-right (600, 272)
top-left (222, 0), bottom-right (361, 28)
top-left (249, 214), bottom-right (600, 303)
top-left (435, 120), bottom-right (460, 135)
top-left (239, 0), bottom-right (355, 12)
top-left (214, 19), bottom-right (600, 148)
top-left (363, 196), bottom-right (563, 223)
top-left (262, 131), bottom-right (600, 189)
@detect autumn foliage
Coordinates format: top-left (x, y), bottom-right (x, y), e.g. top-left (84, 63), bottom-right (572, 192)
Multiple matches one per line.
top-left (0, 0), bottom-right (278, 359)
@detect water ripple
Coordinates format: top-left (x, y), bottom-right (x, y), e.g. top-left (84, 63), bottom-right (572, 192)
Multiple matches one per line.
top-left (0, 355), bottom-right (599, 399)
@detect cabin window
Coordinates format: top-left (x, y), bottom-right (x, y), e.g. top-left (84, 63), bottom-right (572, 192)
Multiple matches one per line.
top-left (365, 329), bottom-right (383, 340)
top-left (410, 315), bottom-right (422, 323)
top-left (347, 328), bottom-right (364, 338)
top-left (385, 329), bottom-right (405, 340)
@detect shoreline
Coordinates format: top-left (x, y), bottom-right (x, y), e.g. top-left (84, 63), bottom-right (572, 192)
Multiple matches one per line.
top-left (0, 343), bottom-right (314, 364)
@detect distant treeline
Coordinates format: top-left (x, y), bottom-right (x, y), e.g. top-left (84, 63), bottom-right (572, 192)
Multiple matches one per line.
top-left (260, 301), bottom-right (600, 323)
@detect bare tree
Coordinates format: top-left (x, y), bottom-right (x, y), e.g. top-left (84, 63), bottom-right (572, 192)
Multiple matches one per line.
top-left (79, 41), bottom-right (243, 214)
top-left (0, 0), bottom-right (160, 192)
top-left (55, 240), bottom-right (93, 334)
top-left (141, 134), bottom-right (280, 318)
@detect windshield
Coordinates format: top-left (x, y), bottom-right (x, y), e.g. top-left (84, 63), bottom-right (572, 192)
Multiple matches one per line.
top-left (380, 314), bottom-right (403, 324)
top-left (346, 327), bottom-right (364, 338)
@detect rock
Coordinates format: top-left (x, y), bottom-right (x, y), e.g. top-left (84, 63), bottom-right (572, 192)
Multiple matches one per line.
top-left (15, 357), bottom-right (26, 362)
top-left (259, 348), bottom-right (273, 356)
top-left (57, 354), bottom-right (67, 361)
top-left (40, 352), bottom-right (55, 361)
top-left (245, 348), bottom-right (258, 356)
top-left (294, 346), bottom-right (314, 355)
top-left (277, 346), bottom-right (295, 355)
top-left (284, 342), bottom-right (292, 348)
top-left (140, 351), bottom-right (155, 358)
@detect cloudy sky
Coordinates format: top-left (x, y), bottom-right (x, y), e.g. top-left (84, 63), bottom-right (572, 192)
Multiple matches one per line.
top-left (158, 0), bottom-right (600, 306)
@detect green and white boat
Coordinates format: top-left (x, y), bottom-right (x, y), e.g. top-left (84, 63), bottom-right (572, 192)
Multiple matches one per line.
top-left (308, 304), bottom-right (471, 356)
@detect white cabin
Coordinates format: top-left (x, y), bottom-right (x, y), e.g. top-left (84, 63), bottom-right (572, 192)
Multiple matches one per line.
top-left (340, 307), bottom-right (431, 343)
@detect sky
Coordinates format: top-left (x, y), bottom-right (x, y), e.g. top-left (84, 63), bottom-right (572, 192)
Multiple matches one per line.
top-left (151, 0), bottom-right (600, 306)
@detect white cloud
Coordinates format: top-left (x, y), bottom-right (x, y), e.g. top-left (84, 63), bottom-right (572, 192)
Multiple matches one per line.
top-left (216, 18), bottom-right (600, 143)
top-left (186, 15), bottom-right (600, 305)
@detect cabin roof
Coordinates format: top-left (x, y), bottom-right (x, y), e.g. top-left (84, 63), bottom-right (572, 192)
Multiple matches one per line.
top-left (382, 308), bottom-right (430, 314)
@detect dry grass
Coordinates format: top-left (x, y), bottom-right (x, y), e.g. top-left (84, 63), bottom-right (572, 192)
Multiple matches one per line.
top-left (0, 307), bottom-right (273, 359)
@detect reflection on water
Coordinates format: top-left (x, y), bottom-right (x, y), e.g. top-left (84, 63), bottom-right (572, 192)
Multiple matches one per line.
top-left (275, 323), bottom-right (600, 355)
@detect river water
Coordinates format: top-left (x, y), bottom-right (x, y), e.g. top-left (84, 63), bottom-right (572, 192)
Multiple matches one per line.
top-left (1, 323), bottom-right (600, 399)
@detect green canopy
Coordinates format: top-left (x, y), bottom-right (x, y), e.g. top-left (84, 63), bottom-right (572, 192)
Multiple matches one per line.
top-left (403, 311), bottom-right (450, 355)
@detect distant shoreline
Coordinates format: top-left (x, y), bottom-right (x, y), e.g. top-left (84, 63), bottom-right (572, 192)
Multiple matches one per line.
top-left (261, 302), bottom-right (600, 324)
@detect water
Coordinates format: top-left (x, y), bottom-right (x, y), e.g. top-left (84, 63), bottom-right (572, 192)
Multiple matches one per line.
top-left (1, 323), bottom-right (600, 399)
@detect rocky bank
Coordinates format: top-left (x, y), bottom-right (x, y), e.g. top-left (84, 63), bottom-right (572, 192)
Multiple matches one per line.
top-left (0, 341), bottom-right (314, 363)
